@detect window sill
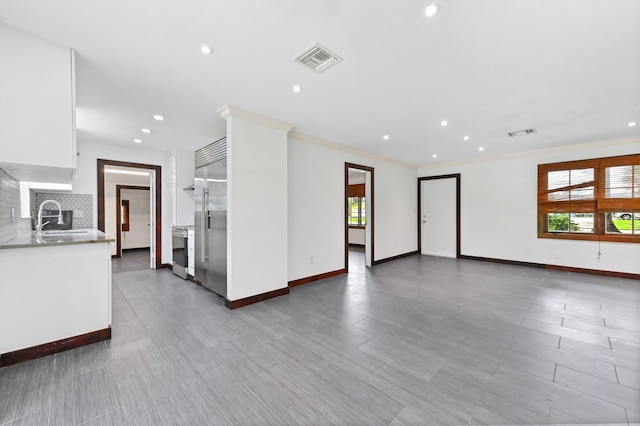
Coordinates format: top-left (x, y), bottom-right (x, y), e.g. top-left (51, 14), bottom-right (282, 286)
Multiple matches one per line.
top-left (538, 233), bottom-right (640, 243)
top-left (348, 225), bottom-right (365, 229)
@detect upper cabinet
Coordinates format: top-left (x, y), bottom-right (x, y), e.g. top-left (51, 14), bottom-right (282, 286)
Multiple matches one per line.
top-left (0, 26), bottom-right (76, 183)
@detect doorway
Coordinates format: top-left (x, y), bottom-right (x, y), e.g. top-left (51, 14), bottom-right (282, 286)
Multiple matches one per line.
top-left (418, 174), bottom-right (460, 258)
top-left (97, 159), bottom-right (162, 270)
top-left (345, 162), bottom-right (374, 272)
top-left (116, 185), bottom-right (151, 257)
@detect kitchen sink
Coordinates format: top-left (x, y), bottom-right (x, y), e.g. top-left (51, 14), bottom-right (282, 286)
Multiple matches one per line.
top-left (42, 229), bottom-right (89, 235)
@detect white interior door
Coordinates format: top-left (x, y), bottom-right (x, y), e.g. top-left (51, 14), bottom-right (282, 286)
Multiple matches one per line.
top-left (364, 170), bottom-right (372, 267)
top-left (149, 171), bottom-right (156, 269)
top-left (421, 178), bottom-right (457, 258)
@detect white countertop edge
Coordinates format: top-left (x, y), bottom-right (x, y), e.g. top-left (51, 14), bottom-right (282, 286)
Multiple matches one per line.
top-left (0, 229), bottom-right (115, 249)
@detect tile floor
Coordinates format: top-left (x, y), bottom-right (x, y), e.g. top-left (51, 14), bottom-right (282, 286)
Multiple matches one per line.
top-left (1, 250), bottom-right (639, 425)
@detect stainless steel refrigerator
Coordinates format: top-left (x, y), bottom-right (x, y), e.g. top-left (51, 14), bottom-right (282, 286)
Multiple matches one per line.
top-left (194, 138), bottom-right (227, 297)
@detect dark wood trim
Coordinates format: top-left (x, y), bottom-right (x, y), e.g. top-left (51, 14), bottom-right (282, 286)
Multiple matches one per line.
top-left (348, 225), bottom-right (366, 229)
top-left (160, 263), bottom-right (173, 270)
top-left (538, 232), bottom-right (640, 244)
top-left (1, 327), bottom-right (111, 368)
top-left (288, 268), bottom-right (346, 288)
top-left (115, 185), bottom-right (151, 257)
top-left (459, 254), bottom-right (640, 280)
top-left (187, 275), bottom-right (200, 285)
top-left (97, 159), bottom-right (162, 269)
top-left (373, 250), bottom-right (419, 265)
top-left (345, 163), bottom-right (375, 272)
top-left (545, 264), bottom-right (640, 280)
top-left (349, 243), bottom-right (365, 247)
top-left (459, 254), bottom-right (546, 269)
top-left (225, 287), bottom-right (290, 309)
top-left (417, 174), bottom-right (461, 258)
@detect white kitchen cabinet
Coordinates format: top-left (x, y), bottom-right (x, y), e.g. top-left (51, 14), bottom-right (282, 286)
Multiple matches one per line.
top-left (187, 228), bottom-right (195, 276)
top-left (0, 26), bottom-right (76, 183)
top-left (0, 232), bottom-right (113, 362)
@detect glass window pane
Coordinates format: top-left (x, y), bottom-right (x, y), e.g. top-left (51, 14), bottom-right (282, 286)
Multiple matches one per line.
top-left (548, 213), bottom-right (569, 232)
top-left (570, 168), bottom-right (594, 185)
top-left (570, 187), bottom-right (594, 200)
top-left (548, 171), bottom-right (569, 190)
top-left (360, 198), bottom-right (366, 225)
top-left (569, 213), bottom-right (593, 233)
top-left (609, 211), bottom-right (639, 234)
top-left (347, 197), bottom-right (358, 225)
top-left (605, 165), bottom-right (632, 198)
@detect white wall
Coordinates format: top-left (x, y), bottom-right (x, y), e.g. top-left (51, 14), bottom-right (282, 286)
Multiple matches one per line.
top-left (73, 139), bottom-right (173, 264)
top-left (224, 109), bottom-right (290, 301)
top-left (418, 138), bottom-right (640, 275)
top-left (288, 136), bottom-right (418, 282)
top-left (348, 228), bottom-right (365, 245)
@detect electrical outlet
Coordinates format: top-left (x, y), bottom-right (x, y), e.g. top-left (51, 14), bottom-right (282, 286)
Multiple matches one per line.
top-left (309, 255), bottom-right (314, 264)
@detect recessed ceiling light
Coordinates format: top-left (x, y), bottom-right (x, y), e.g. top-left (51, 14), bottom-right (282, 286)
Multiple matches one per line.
top-left (425, 3), bottom-right (441, 17)
top-left (200, 44), bottom-right (214, 55)
top-left (142, 128), bottom-right (152, 134)
top-left (105, 169), bottom-right (150, 176)
top-left (463, 136), bottom-right (469, 141)
top-left (629, 122), bottom-right (637, 127)
top-left (432, 154), bottom-right (437, 158)
top-left (441, 120), bottom-right (448, 126)
top-left (293, 85), bottom-right (302, 93)
top-left (133, 139), bottom-right (142, 144)
top-left (479, 147), bottom-right (484, 151)
top-left (383, 134), bottom-right (389, 140)
top-left (153, 115), bottom-right (164, 121)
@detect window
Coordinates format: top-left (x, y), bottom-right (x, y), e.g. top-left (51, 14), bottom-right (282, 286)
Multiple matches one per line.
top-left (347, 183), bottom-right (366, 226)
top-left (121, 199), bottom-right (130, 232)
top-left (347, 196), bottom-right (366, 226)
top-left (538, 154), bottom-right (640, 242)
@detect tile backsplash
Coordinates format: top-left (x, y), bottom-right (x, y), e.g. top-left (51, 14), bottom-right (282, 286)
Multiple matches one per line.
top-left (34, 193), bottom-right (93, 229)
top-left (0, 168), bottom-right (31, 244)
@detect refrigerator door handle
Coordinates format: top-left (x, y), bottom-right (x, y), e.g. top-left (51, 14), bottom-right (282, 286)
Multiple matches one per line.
top-left (201, 188), bottom-right (208, 262)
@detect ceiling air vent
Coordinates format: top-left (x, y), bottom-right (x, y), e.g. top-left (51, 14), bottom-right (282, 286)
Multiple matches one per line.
top-left (507, 128), bottom-right (537, 137)
top-left (294, 43), bottom-right (343, 73)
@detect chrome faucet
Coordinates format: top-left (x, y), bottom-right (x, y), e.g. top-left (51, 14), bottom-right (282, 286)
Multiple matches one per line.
top-left (36, 200), bottom-right (64, 233)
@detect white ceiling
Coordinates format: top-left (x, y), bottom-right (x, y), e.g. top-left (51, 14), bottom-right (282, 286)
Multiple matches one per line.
top-left (1, 0), bottom-right (639, 167)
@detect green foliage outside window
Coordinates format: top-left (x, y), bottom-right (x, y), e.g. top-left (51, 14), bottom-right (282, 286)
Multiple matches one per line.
top-left (548, 213), bottom-right (580, 232)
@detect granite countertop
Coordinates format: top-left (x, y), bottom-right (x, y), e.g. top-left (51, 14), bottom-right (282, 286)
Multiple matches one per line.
top-left (0, 229), bottom-right (115, 250)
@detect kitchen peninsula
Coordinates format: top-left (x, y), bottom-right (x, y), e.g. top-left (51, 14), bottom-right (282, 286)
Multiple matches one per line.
top-left (0, 230), bottom-right (114, 367)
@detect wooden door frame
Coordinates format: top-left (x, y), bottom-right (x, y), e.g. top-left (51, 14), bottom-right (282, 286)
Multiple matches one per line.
top-left (115, 185), bottom-right (151, 258)
top-left (345, 163), bottom-right (374, 272)
top-left (417, 174), bottom-right (461, 257)
top-left (97, 159), bottom-right (162, 269)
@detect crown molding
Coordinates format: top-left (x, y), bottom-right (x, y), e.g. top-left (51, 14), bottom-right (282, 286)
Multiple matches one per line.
top-left (418, 136), bottom-right (640, 172)
top-left (217, 105), bottom-right (294, 132)
top-left (289, 132), bottom-right (417, 170)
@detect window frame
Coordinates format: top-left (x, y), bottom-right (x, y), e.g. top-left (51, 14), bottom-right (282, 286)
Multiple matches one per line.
top-left (347, 196), bottom-right (366, 228)
top-left (538, 153), bottom-right (640, 243)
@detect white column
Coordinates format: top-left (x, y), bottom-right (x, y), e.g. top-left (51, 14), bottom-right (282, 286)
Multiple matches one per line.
top-left (218, 106), bottom-right (293, 301)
